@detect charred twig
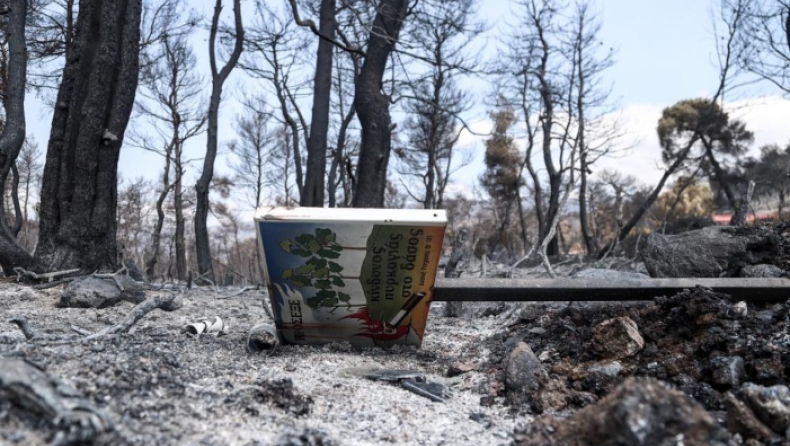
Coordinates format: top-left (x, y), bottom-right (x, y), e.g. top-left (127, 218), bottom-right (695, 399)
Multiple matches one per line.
top-left (84, 294), bottom-right (183, 340)
top-left (13, 267), bottom-right (81, 283)
top-left (218, 286), bottom-right (255, 299)
top-left (31, 276), bottom-right (82, 290)
top-left (8, 316), bottom-right (37, 340)
top-left (70, 325), bottom-right (92, 336)
top-left (93, 265), bottom-right (129, 291)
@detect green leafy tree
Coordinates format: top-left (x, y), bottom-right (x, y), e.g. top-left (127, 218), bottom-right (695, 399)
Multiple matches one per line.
top-left (279, 228), bottom-right (351, 309)
top-left (657, 98), bottom-right (753, 210)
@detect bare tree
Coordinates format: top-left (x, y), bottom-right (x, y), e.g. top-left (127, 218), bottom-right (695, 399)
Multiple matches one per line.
top-left (352, 0), bottom-right (410, 208)
top-left (228, 109), bottom-right (278, 209)
top-left (134, 8), bottom-right (205, 281)
top-left (241, 5), bottom-right (308, 201)
top-left (731, 0), bottom-right (790, 93)
top-left (289, 0), bottom-right (338, 207)
top-left (32, 0), bottom-right (142, 273)
top-left (194, 0), bottom-right (244, 282)
top-left (570, 1), bottom-right (617, 255)
top-left (394, 0), bottom-right (479, 210)
top-left (0, 0), bottom-right (31, 274)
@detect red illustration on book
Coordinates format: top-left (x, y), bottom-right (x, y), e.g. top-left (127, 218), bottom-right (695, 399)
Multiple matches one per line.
top-left (342, 292), bottom-right (426, 342)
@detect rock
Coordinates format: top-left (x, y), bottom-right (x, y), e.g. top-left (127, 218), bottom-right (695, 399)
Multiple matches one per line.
top-left (447, 361), bottom-right (478, 377)
top-left (513, 378), bottom-right (732, 446)
top-left (505, 342), bottom-right (546, 397)
top-left (588, 361), bottom-right (623, 379)
top-left (571, 269), bottom-right (650, 281)
top-left (724, 393), bottom-right (777, 442)
top-left (590, 317), bottom-right (644, 360)
top-left (275, 426), bottom-right (335, 446)
top-left (124, 260), bottom-right (145, 281)
top-left (709, 356), bottom-right (745, 388)
top-left (731, 301), bottom-right (748, 318)
top-left (741, 264), bottom-right (784, 278)
top-left (738, 383), bottom-right (790, 434)
top-left (640, 225), bottom-right (783, 278)
top-left (584, 361), bottom-right (623, 395)
top-left (58, 276), bottom-right (146, 308)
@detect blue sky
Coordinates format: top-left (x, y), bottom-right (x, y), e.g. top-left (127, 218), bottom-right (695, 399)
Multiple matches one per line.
top-left (22, 0), bottom-right (790, 206)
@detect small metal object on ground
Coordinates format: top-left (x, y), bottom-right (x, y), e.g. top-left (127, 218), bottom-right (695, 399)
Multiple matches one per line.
top-left (246, 323), bottom-right (279, 355)
top-left (338, 366), bottom-right (450, 402)
top-left (432, 278), bottom-right (790, 302)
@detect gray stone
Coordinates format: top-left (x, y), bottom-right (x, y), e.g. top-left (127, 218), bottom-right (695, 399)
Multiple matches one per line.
top-left (571, 269), bottom-right (649, 281)
top-left (641, 226), bottom-right (778, 278)
top-left (709, 356), bottom-right (745, 388)
top-left (738, 383), bottom-right (790, 434)
top-left (513, 378), bottom-right (731, 446)
top-left (58, 276), bottom-right (146, 309)
top-left (591, 317), bottom-right (644, 360)
top-left (505, 342), bottom-right (546, 394)
top-left (588, 361), bottom-right (623, 379)
top-left (741, 264), bottom-right (784, 278)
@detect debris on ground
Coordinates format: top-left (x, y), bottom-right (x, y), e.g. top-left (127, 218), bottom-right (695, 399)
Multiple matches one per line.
top-left (182, 316), bottom-right (227, 336)
top-left (0, 357), bottom-right (114, 445)
top-left (340, 365), bottom-right (452, 402)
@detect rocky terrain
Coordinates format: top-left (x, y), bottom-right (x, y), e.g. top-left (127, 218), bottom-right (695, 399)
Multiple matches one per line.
top-left (0, 224), bottom-right (789, 445)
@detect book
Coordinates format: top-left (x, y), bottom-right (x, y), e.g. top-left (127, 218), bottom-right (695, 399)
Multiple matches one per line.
top-left (255, 207), bottom-right (447, 348)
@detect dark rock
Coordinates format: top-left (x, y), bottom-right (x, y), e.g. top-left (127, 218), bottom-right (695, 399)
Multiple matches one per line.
top-left (513, 378), bottom-right (732, 446)
top-left (724, 393), bottom-right (777, 443)
top-left (641, 225), bottom-right (785, 278)
top-left (590, 317), bottom-right (644, 360)
top-left (505, 342), bottom-right (546, 401)
top-left (741, 264), bottom-right (784, 278)
top-left (125, 260), bottom-right (145, 281)
top-left (749, 355), bottom-right (785, 384)
top-left (571, 269), bottom-right (650, 281)
top-left (738, 383), bottom-right (790, 434)
top-left (275, 426), bottom-right (335, 446)
top-left (58, 276), bottom-right (146, 308)
top-left (709, 356), bottom-right (745, 388)
top-left (256, 378), bottom-right (313, 416)
top-left (584, 361), bottom-right (624, 395)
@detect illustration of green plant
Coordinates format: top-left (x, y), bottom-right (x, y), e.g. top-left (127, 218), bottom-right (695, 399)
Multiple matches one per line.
top-left (278, 228), bottom-right (352, 309)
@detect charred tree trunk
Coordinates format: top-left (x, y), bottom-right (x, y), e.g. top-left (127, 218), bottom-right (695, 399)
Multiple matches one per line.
top-left (34, 0), bottom-right (141, 273)
top-left (0, 0), bottom-right (31, 274)
top-left (352, 0), bottom-right (409, 208)
top-left (174, 147), bottom-right (187, 281)
top-left (194, 0), bottom-right (243, 282)
top-left (301, 0), bottom-right (336, 207)
top-left (10, 164), bottom-right (22, 237)
top-left (145, 149), bottom-right (172, 280)
top-left (597, 137), bottom-right (698, 259)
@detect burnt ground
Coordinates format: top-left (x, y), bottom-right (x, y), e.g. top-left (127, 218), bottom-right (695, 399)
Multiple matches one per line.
top-left (0, 282), bottom-right (518, 446)
top-left (1, 277), bottom-right (790, 445)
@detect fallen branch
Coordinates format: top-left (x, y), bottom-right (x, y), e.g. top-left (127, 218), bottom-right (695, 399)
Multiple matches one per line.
top-left (218, 286), bottom-right (256, 300)
top-left (93, 265), bottom-right (128, 292)
top-left (8, 316), bottom-right (37, 340)
top-left (31, 276), bottom-right (81, 290)
top-left (13, 267), bottom-right (81, 283)
top-left (70, 325), bottom-right (92, 336)
top-left (84, 294), bottom-right (183, 340)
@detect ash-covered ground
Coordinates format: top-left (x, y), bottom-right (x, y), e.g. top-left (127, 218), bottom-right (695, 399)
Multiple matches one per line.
top-left (1, 271), bottom-right (789, 445)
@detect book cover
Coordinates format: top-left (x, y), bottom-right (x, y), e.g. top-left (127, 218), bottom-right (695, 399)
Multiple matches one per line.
top-left (255, 207), bottom-right (447, 348)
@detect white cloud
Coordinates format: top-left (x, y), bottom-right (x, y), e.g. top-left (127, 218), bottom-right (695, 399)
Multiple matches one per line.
top-left (446, 96), bottom-right (790, 196)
